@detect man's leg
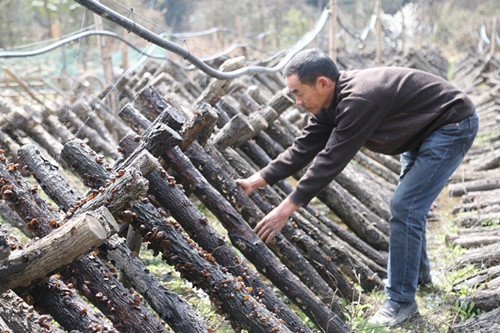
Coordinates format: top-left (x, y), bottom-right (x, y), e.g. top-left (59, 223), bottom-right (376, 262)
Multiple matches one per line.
top-left (398, 151), bottom-right (432, 284)
top-left (399, 151), bottom-right (432, 286)
top-left (370, 112), bottom-right (478, 327)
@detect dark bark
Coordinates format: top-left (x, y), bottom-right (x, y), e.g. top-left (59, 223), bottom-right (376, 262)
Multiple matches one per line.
top-left (100, 235), bottom-right (210, 333)
top-left (450, 306), bottom-right (500, 333)
top-left (57, 140), bottom-right (209, 333)
top-left (188, 143), bottom-right (350, 305)
top-left (0, 289), bottom-right (68, 333)
top-left (163, 145), bottom-right (350, 332)
top-left (2, 147), bottom-right (168, 333)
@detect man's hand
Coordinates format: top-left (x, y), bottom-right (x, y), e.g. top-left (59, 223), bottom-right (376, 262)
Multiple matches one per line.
top-left (235, 172), bottom-right (267, 195)
top-left (255, 197), bottom-right (299, 243)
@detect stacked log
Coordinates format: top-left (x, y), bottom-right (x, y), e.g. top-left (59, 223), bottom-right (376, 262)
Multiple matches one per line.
top-left (0, 47), bottom-right (495, 332)
top-left (443, 52), bottom-right (500, 332)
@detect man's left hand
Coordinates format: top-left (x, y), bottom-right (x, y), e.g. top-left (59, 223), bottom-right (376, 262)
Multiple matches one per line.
top-left (254, 197), bottom-right (299, 243)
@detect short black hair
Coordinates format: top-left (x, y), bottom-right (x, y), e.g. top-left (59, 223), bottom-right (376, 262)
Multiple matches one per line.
top-left (283, 48), bottom-right (340, 86)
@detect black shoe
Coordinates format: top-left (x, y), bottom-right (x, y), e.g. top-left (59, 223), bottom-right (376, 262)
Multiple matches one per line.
top-left (369, 299), bottom-right (419, 327)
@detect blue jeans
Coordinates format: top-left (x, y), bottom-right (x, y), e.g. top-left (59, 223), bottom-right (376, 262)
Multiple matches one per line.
top-left (386, 111), bottom-right (479, 303)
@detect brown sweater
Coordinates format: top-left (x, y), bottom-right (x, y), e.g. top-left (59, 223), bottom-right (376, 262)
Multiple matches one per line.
top-left (260, 67), bottom-right (476, 207)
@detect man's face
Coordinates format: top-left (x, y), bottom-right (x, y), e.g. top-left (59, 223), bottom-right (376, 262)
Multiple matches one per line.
top-left (285, 73), bottom-right (331, 115)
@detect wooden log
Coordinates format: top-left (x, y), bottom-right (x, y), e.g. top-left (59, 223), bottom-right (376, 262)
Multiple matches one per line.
top-left (56, 105), bottom-right (119, 159)
top-left (450, 306), bottom-right (500, 333)
top-left (0, 206), bottom-right (118, 293)
top-left (60, 138), bottom-right (110, 189)
top-left (474, 149), bottom-right (500, 171)
top-left (336, 162), bottom-right (392, 222)
top-left (181, 102), bottom-right (218, 148)
top-left (116, 114), bottom-right (314, 332)
top-left (222, 145), bottom-right (386, 290)
top-left (132, 86), bottom-right (170, 122)
top-left (53, 140), bottom-right (211, 333)
top-left (119, 103), bottom-right (150, 135)
top-left (451, 193), bottom-right (500, 214)
top-left (449, 179), bottom-right (500, 197)
top-left (0, 289), bottom-right (67, 333)
top-left (0, 150), bottom-right (168, 333)
top-left (188, 143), bottom-right (352, 304)
top-left (192, 56), bottom-right (245, 107)
top-left (360, 147), bottom-right (401, 174)
top-left (41, 113), bottom-right (77, 145)
top-left (163, 60), bottom-right (203, 97)
top-left (85, 95), bottom-right (132, 142)
top-left (445, 226), bottom-right (500, 248)
top-left (0, 129), bottom-right (21, 164)
top-left (100, 235), bottom-right (210, 333)
top-left (30, 275), bottom-right (118, 333)
top-left (0, 201), bottom-right (27, 234)
top-left (71, 101), bottom-right (117, 147)
top-left (18, 144), bottom-right (81, 212)
top-left (211, 111), bottom-right (269, 150)
top-left (456, 288), bottom-right (500, 314)
top-left (353, 150), bottom-right (399, 185)
top-left (2, 101), bottom-right (63, 161)
top-left (0, 213), bottom-right (114, 332)
top-left (454, 212), bottom-right (500, 228)
top-left (452, 265), bottom-right (500, 292)
top-left (455, 242), bottom-right (500, 269)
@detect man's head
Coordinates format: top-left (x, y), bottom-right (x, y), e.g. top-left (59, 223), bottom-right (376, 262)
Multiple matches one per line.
top-left (284, 48), bottom-right (339, 115)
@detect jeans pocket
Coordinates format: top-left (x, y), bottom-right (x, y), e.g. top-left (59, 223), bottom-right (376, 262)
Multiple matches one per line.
top-left (439, 122), bottom-right (460, 133)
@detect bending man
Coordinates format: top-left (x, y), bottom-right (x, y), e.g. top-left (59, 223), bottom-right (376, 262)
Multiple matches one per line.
top-left (236, 48), bottom-right (478, 327)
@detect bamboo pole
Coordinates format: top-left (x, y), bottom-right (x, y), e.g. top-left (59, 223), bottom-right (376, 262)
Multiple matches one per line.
top-left (93, 2), bottom-right (117, 112)
top-left (329, 0), bottom-right (337, 62)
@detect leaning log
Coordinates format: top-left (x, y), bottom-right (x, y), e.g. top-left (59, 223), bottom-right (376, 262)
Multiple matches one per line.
top-left (0, 289), bottom-right (67, 333)
top-left (5, 148), bottom-right (170, 333)
top-left (450, 306), bottom-right (500, 333)
top-left (43, 140), bottom-right (207, 332)
top-left (63, 136), bottom-right (308, 332)
top-left (123, 95), bottom-right (351, 331)
top-left (0, 206), bottom-right (118, 293)
top-left (221, 143), bottom-right (384, 290)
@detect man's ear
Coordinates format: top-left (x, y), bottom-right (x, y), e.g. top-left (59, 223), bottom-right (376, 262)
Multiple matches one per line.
top-left (317, 76), bottom-right (329, 89)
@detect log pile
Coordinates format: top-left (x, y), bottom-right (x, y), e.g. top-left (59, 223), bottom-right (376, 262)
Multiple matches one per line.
top-left (443, 51), bottom-right (500, 333)
top-left (0, 47), bottom-right (496, 332)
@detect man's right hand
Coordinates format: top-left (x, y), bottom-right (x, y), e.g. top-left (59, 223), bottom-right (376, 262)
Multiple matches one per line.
top-left (235, 172), bottom-right (267, 195)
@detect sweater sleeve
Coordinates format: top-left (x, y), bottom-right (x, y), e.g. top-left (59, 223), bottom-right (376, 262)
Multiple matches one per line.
top-left (288, 96), bottom-right (386, 207)
top-left (259, 111), bottom-right (335, 186)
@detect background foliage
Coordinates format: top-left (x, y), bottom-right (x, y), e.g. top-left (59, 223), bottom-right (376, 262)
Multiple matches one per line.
top-left (1, 0), bottom-right (498, 54)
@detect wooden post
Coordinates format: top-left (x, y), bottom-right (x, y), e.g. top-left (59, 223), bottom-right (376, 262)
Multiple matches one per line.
top-left (329, 0), bottom-right (337, 62)
top-left (376, 0), bottom-right (382, 65)
top-left (93, 3), bottom-right (117, 112)
top-left (491, 17), bottom-right (497, 57)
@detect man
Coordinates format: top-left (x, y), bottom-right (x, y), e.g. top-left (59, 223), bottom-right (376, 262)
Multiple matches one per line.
top-left (236, 48), bottom-right (478, 327)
